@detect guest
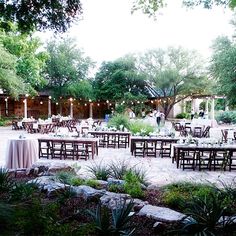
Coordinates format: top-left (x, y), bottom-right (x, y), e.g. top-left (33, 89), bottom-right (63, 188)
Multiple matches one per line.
top-left (199, 109), bottom-right (204, 118)
top-left (190, 109), bottom-right (195, 120)
top-left (141, 108), bottom-right (146, 119)
top-left (155, 109), bottom-right (161, 126)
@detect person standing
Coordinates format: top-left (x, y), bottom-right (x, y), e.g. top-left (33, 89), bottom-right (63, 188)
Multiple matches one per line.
top-left (191, 109), bottom-right (195, 120)
top-left (155, 109), bottom-right (161, 126)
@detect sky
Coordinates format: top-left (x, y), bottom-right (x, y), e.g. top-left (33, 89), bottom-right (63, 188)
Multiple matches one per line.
top-left (38, 0), bottom-right (234, 66)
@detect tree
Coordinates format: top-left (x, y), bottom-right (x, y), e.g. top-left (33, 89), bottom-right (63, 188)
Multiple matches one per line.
top-left (45, 37), bottom-right (94, 100)
top-left (136, 47), bottom-right (211, 117)
top-left (93, 58), bottom-right (148, 102)
top-left (210, 36), bottom-right (236, 106)
top-left (0, 0), bottom-right (82, 33)
top-left (132, 0), bottom-right (236, 17)
top-left (0, 45), bottom-right (26, 97)
top-left (0, 29), bottom-right (48, 95)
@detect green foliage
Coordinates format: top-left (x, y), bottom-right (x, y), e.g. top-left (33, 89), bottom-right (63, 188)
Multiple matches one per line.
top-left (70, 177), bottom-right (85, 186)
top-left (0, 44), bottom-right (26, 97)
top-left (131, 167), bottom-right (148, 186)
top-left (0, 0), bottom-right (83, 33)
top-left (89, 200), bottom-right (135, 236)
top-left (55, 171), bottom-right (77, 184)
top-left (9, 182), bottom-right (39, 202)
top-left (123, 171), bottom-right (144, 198)
top-left (85, 179), bottom-right (100, 189)
top-left (93, 58), bottom-right (148, 102)
top-left (0, 168), bottom-right (13, 192)
top-left (129, 120), bottom-right (155, 136)
top-left (87, 162), bottom-right (110, 181)
top-left (162, 182), bottom-right (217, 211)
top-left (175, 112), bottom-right (190, 119)
top-left (45, 37), bottom-right (94, 100)
top-left (108, 114), bottom-right (131, 130)
top-left (108, 184), bottom-right (125, 193)
top-left (210, 36), bottom-right (236, 106)
top-left (136, 47), bottom-right (210, 117)
top-left (109, 160), bottom-right (130, 180)
top-left (216, 111), bottom-right (236, 124)
top-left (181, 193), bottom-right (236, 235)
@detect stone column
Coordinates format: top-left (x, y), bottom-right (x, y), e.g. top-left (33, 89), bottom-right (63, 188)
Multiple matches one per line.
top-left (24, 94), bottom-right (28, 118)
top-left (89, 103), bottom-right (93, 118)
top-left (5, 97), bottom-right (8, 116)
top-left (182, 100), bottom-right (186, 113)
top-left (211, 97), bottom-right (215, 120)
top-left (48, 96), bottom-right (52, 118)
top-left (205, 98), bottom-right (209, 118)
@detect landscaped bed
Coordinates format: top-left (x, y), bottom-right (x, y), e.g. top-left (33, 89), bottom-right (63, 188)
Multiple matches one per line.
top-left (1, 163), bottom-right (236, 235)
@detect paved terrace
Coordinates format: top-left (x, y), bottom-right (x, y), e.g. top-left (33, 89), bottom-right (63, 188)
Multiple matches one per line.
top-left (0, 126), bottom-right (235, 187)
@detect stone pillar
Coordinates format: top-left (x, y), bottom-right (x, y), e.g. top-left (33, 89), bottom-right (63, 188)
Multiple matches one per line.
top-left (48, 96), bottom-right (52, 118)
top-left (5, 97), bottom-right (8, 116)
top-left (205, 98), bottom-right (209, 119)
top-left (89, 103), bottom-right (93, 118)
top-left (24, 94), bottom-right (28, 118)
top-left (70, 102), bottom-right (73, 118)
top-left (211, 97), bottom-right (215, 120)
top-left (182, 100), bottom-right (186, 113)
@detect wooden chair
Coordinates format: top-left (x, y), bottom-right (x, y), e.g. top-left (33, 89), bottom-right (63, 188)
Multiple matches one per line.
top-left (118, 134), bottom-right (129, 148)
top-left (193, 127), bottom-right (202, 138)
top-left (202, 126), bottom-right (210, 138)
top-left (134, 141), bottom-right (146, 157)
top-left (145, 141), bottom-right (157, 157)
top-left (161, 140), bottom-right (172, 158)
top-left (180, 149), bottom-right (197, 170)
top-left (51, 140), bottom-right (64, 159)
top-left (38, 140), bottom-right (51, 159)
top-left (107, 134), bottom-right (118, 148)
top-left (211, 150), bottom-right (228, 171)
top-left (197, 150), bottom-right (213, 171)
top-left (12, 120), bottom-right (21, 130)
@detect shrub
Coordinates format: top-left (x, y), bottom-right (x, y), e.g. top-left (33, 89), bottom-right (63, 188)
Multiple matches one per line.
top-left (108, 184), bottom-right (124, 193)
top-left (216, 111), bottom-right (236, 124)
top-left (108, 114), bottom-right (130, 130)
top-left (85, 179), bottom-right (100, 188)
top-left (129, 120), bottom-right (155, 136)
top-left (162, 182), bottom-right (216, 211)
top-left (70, 177), bottom-right (85, 186)
top-left (88, 200), bottom-right (135, 235)
top-left (0, 168), bottom-right (13, 192)
top-left (180, 192), bottom-right (236, 235)
top-left (123, 171), bottom-right (144, 198)
top-left (87, 162), bottom-right (110, 181)
top-left (109, 160), bottom-right (130, 180)
top-left (175, 112), bottom-right (190, 119)
top-left (55, 171), bottom-right (77, 184)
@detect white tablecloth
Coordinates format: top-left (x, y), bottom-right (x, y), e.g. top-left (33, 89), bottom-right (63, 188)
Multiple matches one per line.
top-left (191, 118), bottom-right (217, 128)
top-left (6, 138), bottom-right (38, 169)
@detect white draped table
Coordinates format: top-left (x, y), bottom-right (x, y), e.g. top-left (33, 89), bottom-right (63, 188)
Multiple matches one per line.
top-left (6, 138), bottom-right (38, 169)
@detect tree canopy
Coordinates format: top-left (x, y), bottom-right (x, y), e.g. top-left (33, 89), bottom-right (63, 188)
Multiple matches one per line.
top-left (93, 58), bottom-right (148, 102)
top-left (45, 37), bottom-right (94, 100)
top-left (210, 36), bottom-right (236, 106)
top-left (132, 0), bottom-right (236, 17)
top-left (0, 30), bottom-right (48, 95)
top-left (0, 44), bottom-right (26, 97)
top-left (136, 47), bottom-right (211, 116)
top-left (0, 0), bottom-right (83, 33)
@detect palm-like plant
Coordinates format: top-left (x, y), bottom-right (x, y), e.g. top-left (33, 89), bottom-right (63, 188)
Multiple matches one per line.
top-left (0, 168), bottom-right (13, 192)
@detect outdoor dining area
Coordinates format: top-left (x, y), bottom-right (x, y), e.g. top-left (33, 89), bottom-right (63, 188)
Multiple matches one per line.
top-left (4, 114), bottom-right (236, 173)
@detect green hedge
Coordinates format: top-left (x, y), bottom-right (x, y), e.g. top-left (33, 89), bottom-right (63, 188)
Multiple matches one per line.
top-left (216, 111), bottom-right (236, 124)
top-left (175, 112), bottom-right (190, 119)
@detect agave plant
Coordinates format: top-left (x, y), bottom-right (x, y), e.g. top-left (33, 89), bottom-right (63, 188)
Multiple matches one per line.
top-left (181, 192), bottom-right (236, 235)
top-left (88, 199), bottom-right (135, 236)
top-left (87, 162), bottom-right (110, 181)
top-left (0, 168), bottom-right (13, 192)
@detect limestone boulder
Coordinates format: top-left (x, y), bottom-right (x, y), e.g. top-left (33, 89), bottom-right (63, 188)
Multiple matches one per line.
top-left (138, 205), bottom-right (186, 223)
top-left (72, 185), bottom-right (106, 200)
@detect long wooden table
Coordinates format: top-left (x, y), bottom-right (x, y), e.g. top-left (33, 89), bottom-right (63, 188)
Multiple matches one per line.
top-left (130, 136), bottom-right (179, 157)
top-left (38, 136), bottom-right (99, 160)
top-left (88, 131), bottom-right (131, 148)
top-left (173, 144), bottom-right (236, 170)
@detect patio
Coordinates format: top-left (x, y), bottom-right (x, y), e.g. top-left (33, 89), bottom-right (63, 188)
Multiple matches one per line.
top-left (0, 126), bottom-right (235, 187)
